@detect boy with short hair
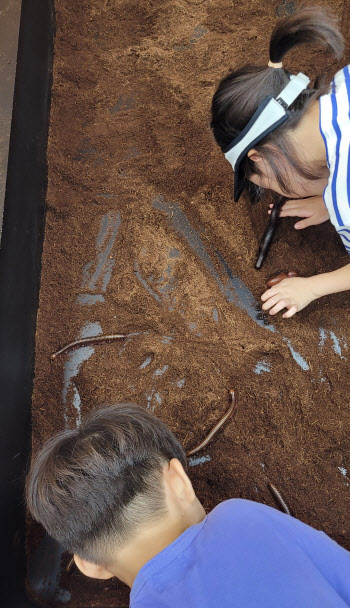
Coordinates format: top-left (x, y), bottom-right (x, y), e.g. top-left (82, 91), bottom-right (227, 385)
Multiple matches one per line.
top-left (26, 403), bottom-right (350, 607)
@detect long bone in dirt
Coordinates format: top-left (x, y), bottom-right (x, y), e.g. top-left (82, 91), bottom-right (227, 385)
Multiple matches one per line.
top-left (50, 333), bottom-right (129, 360)
top-left (187, 389), bottom-right (236, 456)
top-left (268, 482), bottom-right (291, 516)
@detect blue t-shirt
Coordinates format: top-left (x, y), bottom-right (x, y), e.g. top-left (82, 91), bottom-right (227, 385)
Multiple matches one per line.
top-left (130, 499), bottom-right (350, 607)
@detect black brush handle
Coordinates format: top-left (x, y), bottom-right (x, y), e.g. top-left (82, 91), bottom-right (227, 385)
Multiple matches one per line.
top-left (255, 196), bottom-right (285, 270)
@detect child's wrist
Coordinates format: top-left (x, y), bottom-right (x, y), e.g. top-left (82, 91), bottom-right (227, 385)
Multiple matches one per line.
top-left (308, 272), bottom-right (333, 299)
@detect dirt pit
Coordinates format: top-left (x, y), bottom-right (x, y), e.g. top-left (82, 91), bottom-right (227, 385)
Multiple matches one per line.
top-left (27, 0), bottom-right (350, 606)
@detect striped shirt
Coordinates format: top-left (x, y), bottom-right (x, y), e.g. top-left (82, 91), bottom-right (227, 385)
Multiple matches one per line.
top-left (319, 65), bottom-right (350, 255)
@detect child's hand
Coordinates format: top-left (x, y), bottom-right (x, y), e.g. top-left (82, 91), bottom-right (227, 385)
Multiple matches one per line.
top-left (268, 195), bottom-right (329, 229)
top-left (261, 277), bottom-right (317, 318)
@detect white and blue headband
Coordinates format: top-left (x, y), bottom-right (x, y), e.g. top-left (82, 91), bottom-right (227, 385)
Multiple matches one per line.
top-left (222, 64), bottom-right (310, 201)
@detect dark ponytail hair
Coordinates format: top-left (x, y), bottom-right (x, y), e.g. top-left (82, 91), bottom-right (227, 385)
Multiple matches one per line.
top-left (211, 7), bottom-right (344, 201)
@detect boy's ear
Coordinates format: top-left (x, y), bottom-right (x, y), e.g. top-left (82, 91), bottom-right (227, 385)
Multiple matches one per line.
top-left (73, 555), bottom-right (114, 580)
top-left (247, 148), bottom-right (262, 163)
top-left (166, 458), bottom-right (195, 503)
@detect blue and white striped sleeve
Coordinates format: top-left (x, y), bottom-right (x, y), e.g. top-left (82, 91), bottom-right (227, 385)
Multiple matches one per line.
top-left (337, 227), bottom-right (350, 254)
top-left (319, 65), bottom-right (350, 255)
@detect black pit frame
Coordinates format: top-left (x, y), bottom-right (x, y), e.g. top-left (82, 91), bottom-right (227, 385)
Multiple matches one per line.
top-left (0, 1), bottom-right (54, 605)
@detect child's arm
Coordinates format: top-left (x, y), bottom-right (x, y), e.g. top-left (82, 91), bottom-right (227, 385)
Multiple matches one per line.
top-left (268, 195), bottom-right (329, 229)
top-left (261, 263), bottom-right (350, 318)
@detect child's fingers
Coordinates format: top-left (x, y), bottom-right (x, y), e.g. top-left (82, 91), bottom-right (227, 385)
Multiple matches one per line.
top-left (268, 202), bottom-right (299, 214)
top-left (268, 299), bottom-right (289, 315)
top-left (279, 207), bottom-right (308, 218)
top-left (268, 201), bottom-right (297, 208)
top-left (268, 203), bottom-right (308, 219)
top-left (282, 305), bottom-right (298, 318)
top-left (261, 288), bottom-right (278, 302)
top-left (281, 200), bottom-right (310, 212)
top-left (261, 295), bottom-right (281, 311)
top-left (283, 198), bottom-right (300, 207)
top-left (281, 200), bottom-right (298, 208)
top-left (294, 216), bottom-right (315, 229)
top-left (268, 201), bottom-right (298, 214)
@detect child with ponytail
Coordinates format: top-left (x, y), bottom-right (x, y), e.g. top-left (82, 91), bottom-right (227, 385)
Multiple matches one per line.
top-left (211, 7), bottom-right (350, 318)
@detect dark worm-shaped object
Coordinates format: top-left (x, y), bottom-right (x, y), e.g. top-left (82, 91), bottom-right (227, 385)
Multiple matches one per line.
top-left (268, 482), bottom-right (291, 515)
top-left (50, 333), bottom-right (129, 360)
top-left (187, 389), bottom-right (236, 457)
top-left (255, 196), bottom-right (285, 270)
top-left (266, 270), bottom-right (298, 288)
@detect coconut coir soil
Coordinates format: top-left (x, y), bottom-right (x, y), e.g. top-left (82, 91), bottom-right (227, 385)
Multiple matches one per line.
top-left (28, 0), bottom-right (350, 606)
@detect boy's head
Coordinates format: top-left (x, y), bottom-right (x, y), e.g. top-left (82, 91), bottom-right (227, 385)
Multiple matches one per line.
top-left (26, 403), bottom-right (193, 578)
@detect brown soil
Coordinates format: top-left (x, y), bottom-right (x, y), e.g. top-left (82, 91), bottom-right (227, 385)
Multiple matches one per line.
top-left (28, 0), bottom-right (350, 606)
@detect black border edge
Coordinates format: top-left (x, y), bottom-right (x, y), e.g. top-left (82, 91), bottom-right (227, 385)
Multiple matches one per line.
top-left (0, 0), bottom-right (55, 605)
